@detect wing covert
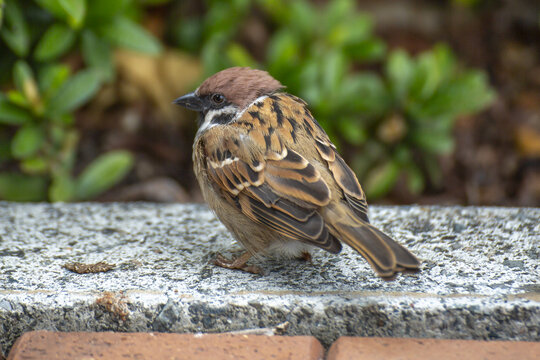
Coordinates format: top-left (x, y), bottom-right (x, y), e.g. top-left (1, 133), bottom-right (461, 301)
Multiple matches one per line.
top-left (201, 125), bottom-right (340, 253)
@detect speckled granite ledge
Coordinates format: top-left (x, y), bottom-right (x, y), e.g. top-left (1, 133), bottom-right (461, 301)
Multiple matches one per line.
top-left (0, 203), bottom-right (538, 355)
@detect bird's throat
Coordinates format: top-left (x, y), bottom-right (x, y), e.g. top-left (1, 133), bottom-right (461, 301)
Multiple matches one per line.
top-left (198, 106), bottom-right (238, 133)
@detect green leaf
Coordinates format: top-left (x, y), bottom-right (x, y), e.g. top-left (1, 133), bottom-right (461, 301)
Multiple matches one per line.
top-left (411, 129), bottom-right (454, 154)
top-left (98, 16), bottom-right (162, 54)
top-left (327, 14), bottom-right (372, 47)
top-left (267, 30), bottom-right (300, 75)
top-left (297, 59), bottom-right (322, 105)
top-left (35, 0), bottom-right (67, 19)
top-left (386, 49), bottom-right (414, 100)
top-left (201, 34), bottom-right (229, 75)
top-left (58, 0), bottom-right (86, 28)
top-left (11, 125), bottom-right (45, 159)
top-left (171, 17), bottom-right (203, 53)
top-left (138, 0), bottom-right (172, 5)
top-left (6, 90), bottom-right (28, 107)
top-left (34, 24), bottom-right (76, 62)
top-left (347, 38), bottom-right (386, 62)
top-left (288, 0), bottom-right (317, 37)
top-left (405, 162), bottom-right (425, 194)
top-left (13, 61), bottom-right (40, 106)
top-left (424, 154), bottom-right (442, 187)
top-left (0, 0), bottom-right (4, 28)
top-left (38, 63), bottom-right (71, 99)
top-left (321, 51), bottom-right (346, 95)
top-left (0, 173), bottom-right (47, 201)
top-left (1, 0), bottom-right (30, 57)
top-left (49, 172), bottom-right (75, 201)
top-left (338, 74), bottom-right (389, 117)
top-left (325, 0), bottom-right (356, 30)
top-left (364, 160), bottom-right (399, 198)
top-left (226, 43), bottom-right (257, 68)
top-left (75, 150), bottom-right (133, 200)
top-left (416, 71), bottom-right (495, 120)
top-left (338, 118), bottom-right (367, 145)
top-left (409, 45), bottom-right (456, 100)
top-left (21, 157), bottom-right (48, 174)
top-left (0, 97), bottom-right (33, 125)
top-left (81, 30), bottom-right (114, 82)
top-left (204, 1), bottom-right (247, 40)
top-left (86, 0), bottom-right (129, 22)
top-left (0, 137), bottom-right (11, 162)
top-left (47, 69), bottom-right (101, 116)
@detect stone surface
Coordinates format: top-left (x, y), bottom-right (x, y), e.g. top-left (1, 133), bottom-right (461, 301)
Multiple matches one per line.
top-left (326, 337), bottom-right (540, 360)
top-left (0, 203), bottom-right (539, 356)
top-left (7, 331), bottom-right (324, 360)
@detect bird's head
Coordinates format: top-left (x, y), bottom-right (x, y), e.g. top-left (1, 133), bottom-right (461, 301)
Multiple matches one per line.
top-left (174, 67), bottom-right (283, 129)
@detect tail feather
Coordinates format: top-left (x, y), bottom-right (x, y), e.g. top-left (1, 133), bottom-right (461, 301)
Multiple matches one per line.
top-left (322, 203), bottom-right (420, 277)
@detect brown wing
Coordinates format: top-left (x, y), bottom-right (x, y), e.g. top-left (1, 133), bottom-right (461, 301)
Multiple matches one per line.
top-left (305, 115), bottom-right (369, 223)
top-left (311, 130), bottom-right (369, 223)
top-left (201, 119), bottom-right (341, 254)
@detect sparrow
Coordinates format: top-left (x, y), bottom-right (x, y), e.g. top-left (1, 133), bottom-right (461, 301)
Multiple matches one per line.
top-left (174, 67), bottom-right (420, 278)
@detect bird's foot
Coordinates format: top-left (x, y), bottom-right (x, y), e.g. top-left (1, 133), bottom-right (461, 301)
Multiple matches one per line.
top-left (214, 252), bottom-right (261, 274)
top-left (297, 251), bottom-right (312, 262)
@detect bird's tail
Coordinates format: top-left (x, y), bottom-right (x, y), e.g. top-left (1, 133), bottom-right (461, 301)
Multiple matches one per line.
top-left (322, 203), bottom-right (420, 278)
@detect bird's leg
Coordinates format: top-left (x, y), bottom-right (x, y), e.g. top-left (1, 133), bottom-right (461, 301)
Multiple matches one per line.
top-left (214, 252), bottom-right (261, 274)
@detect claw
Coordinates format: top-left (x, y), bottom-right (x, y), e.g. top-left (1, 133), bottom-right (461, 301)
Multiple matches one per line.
top-left (213, 252), bottom-right (261, 274)
top-left (298, 252), bottom-right (312, 262)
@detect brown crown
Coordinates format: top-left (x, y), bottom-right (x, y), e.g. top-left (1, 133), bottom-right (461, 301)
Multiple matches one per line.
top-left (197, 67), bottom-right (284, 109)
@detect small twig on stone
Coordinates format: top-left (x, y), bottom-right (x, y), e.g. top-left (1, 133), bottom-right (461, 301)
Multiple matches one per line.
top-left (63, 261), bottom-right (116, 274)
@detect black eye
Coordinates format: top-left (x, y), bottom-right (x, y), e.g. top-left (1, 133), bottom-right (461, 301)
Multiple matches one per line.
top-left (211, 93), bottom-right (225, 104)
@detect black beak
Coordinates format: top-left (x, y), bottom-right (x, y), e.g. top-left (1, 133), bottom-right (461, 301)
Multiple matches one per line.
top-left (173, 92), bottom-right (204, 112)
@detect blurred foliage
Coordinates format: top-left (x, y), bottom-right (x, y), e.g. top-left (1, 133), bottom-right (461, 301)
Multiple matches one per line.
top-left (0, 0), bottom-right (496, 202)
top-left (0, 0), bottom-right (164, 201)
top-left (172, 0), bottom-right (495, 198)
top-left (452, 0), bottom-right (482, 7)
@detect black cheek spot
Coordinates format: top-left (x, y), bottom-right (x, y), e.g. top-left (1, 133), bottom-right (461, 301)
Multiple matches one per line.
top-left (212, 113), bottom-right (234, 125)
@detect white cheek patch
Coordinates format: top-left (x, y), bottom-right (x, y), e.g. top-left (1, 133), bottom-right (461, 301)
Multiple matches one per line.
top-left (198, 105), bottom-right (238, 134)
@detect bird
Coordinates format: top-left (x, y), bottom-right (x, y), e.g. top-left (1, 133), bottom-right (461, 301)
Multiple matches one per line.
top-left (174, 67), bottom-right (420, 278)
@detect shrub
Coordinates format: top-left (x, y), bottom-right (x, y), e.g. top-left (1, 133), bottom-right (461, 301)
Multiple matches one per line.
top-left (0, 0), bottom-right (164, 201)
top-left (173, 0), bottom-right (495, 198)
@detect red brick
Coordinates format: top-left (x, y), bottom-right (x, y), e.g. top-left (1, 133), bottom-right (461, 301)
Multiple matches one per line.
top-left (7, 331), bottom-right (324, 360)
top-left (327, 337), bottom-right (539, 360)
